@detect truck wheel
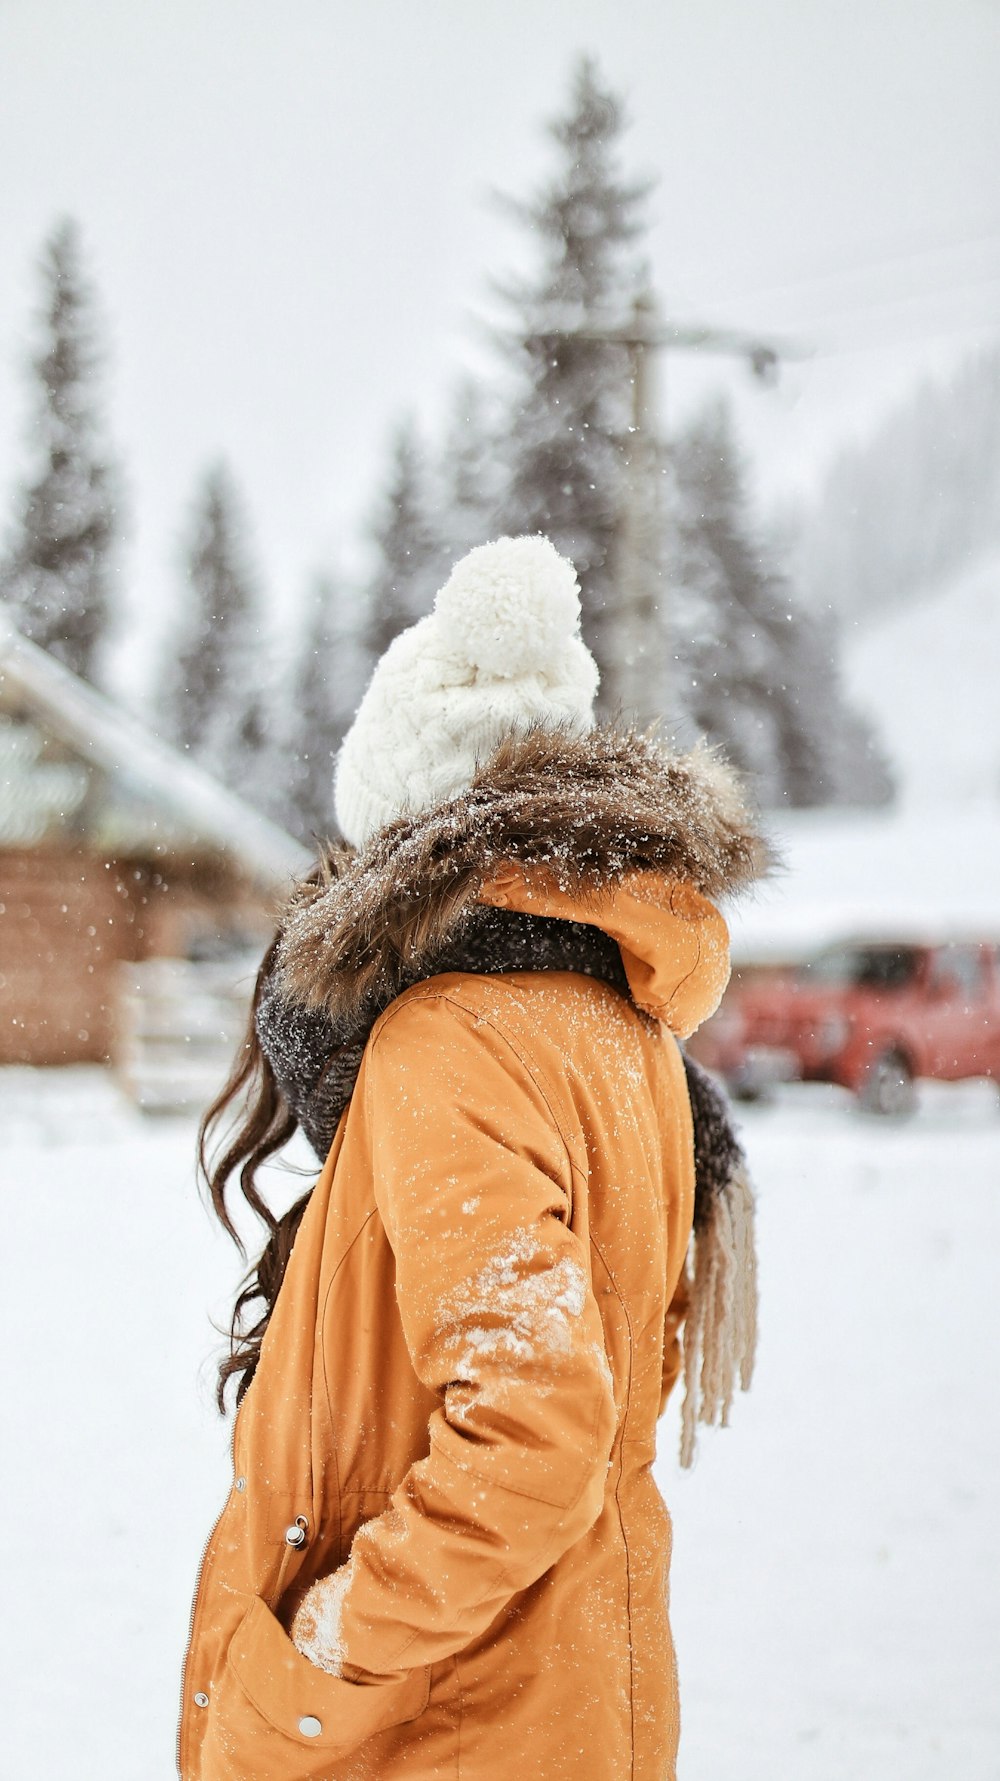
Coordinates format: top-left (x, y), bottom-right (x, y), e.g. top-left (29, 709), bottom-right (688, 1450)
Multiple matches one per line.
top-left (730, 1074), bottom-right (770, 1104)
top-left (861, 1047), bottom-right (916, 1117)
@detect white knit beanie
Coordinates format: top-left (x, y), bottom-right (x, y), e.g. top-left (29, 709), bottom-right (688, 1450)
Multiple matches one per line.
top-left (334, 535), bottom-right (599, 849)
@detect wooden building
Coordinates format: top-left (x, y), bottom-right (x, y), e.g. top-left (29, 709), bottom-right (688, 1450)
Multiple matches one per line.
top-left (0, 613), bottom-right (310, 1077)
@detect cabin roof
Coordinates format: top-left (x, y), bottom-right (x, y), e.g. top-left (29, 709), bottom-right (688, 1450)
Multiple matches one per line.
top-left (0, 612), bottom-right (311, 891)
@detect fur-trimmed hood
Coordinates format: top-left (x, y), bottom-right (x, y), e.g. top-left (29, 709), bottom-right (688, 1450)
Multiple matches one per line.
top-left (274, 726), bottom-right (770, 1025)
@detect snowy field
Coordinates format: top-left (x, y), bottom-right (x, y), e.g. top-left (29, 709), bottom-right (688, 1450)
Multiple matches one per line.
top-left (1, 1066), bottom-right (998, 1781)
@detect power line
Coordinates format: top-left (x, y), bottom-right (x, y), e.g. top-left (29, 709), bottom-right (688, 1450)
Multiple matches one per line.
top-left (677, 222), bottom-right (1000, 321)
top-left (782, 269), bottom-right (1000, 337)
top-left (804, 316), bottom-right (1000, 360)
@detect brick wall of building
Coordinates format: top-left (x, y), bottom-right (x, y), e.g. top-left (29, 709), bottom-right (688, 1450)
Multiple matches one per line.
top-left (0, 849), bottom-right (276, 1066)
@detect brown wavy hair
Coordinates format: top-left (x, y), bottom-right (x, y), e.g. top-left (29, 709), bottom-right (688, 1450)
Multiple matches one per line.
top-left (198, 928), bottom-right (312, 1412)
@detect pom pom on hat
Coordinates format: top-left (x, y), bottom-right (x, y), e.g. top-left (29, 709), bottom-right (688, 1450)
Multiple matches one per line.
top-left (334, 535), bottom-right (598, 849)
top-left (434, 534), bottom-right (583, 681)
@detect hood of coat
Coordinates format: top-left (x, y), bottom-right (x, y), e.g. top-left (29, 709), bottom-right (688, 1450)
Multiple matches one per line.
top-left (477, 867), bottom-right (730, 1040)
top-left (274, 726), bottom-right (770, 1039)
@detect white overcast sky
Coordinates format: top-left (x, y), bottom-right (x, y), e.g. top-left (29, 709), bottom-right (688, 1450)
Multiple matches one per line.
top-left (2, 0), bottom-right (999, 676)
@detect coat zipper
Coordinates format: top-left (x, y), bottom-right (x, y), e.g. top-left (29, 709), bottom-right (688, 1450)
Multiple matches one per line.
top-left (175, 1408), bottom-right (242, 1778)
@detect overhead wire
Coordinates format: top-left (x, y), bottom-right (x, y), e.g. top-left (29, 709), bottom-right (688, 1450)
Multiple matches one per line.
top-left (666, 227), bottom-right (1000, 367)
top-left (676, 219), bottom-right (1000, 319)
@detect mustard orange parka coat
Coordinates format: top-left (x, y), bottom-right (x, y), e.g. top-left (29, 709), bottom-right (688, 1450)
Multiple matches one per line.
top-left (178, 731), bottom-right (762, 1781)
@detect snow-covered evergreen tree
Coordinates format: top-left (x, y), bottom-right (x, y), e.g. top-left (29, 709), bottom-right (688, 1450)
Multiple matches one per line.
top-left (285, 572), bottom-right (367, 844)
top-left (361, 420), bottom-right (443, 669)
top-left (436, 378), bottom-right (504, 568)
top-left (804, 607), bottom-right (896, 807)
top-left (160, 464), bottom-right (271, 801)
top-left (671, 397), bottom-right (892, 808)
top-left (1, 219), bottom-right (120, 682)
top-left (490, 56), bottom-right (650, 709)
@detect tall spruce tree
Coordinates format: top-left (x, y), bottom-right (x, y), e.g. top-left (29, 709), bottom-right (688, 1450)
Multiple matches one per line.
top-left (670, 397), bottom-right (893, 807)
top-left (437, 378), bottom-right (504, 567)
top-left (361, 420), bottom-right (443, 669)
top-left (285, 572), bottom-right (367, 844)
top-left (796, 605), bottom-right (895, 807)
top-left (160, 463), bottom-right (269, 798)
top-left (2, 219), bottom-right (119, 681)
top-left (491, 57), bottom-right (651, 708)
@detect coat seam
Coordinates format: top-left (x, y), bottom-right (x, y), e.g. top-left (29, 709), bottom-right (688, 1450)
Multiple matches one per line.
top-left (649, 882), bottom-right (706, 1025)
top-left (588, 1229), bottom-right (637, 1781)
top-left (318, 1206), bottom-right (380, 1547)
top-left (454, 1650), bottom-right (464, 1780)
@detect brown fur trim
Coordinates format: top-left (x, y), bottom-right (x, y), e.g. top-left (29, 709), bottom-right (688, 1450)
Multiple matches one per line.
top-left (275, 725), bottom-right (772, 1017)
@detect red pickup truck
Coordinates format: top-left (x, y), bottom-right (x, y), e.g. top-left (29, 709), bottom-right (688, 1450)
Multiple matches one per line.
top-left (691, 939), bottom-right (1000, 1115)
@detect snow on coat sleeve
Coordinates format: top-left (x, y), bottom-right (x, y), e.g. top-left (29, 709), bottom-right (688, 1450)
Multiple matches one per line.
top-left (291, 989), bottom-right (618, 1693)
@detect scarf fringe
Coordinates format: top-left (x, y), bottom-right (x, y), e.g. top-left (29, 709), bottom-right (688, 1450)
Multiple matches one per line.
top-left (679, 1161), bottom-right (759, 1469)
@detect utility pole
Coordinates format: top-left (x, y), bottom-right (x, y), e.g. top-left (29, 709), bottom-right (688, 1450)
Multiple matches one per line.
top-left (526, 290), bottom-right (798, 724)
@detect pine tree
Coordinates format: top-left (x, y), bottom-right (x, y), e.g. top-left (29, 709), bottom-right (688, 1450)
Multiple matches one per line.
top-left (670, 397), bottom-right (893, 808)
top-left (361, 420), bottom-right (443, 668)
top-left (160, 464), bottom-right (269, 798)
top-left (1, 219), bottom-right (120, 681)
top-left (491, 56), bottom-right (651, 709)
top-left (803, 607), bottom-right (895, 807)
top-left (436, 378), bottom-right (504, 566)
top-left (285, 572), bottom-right (367, 844)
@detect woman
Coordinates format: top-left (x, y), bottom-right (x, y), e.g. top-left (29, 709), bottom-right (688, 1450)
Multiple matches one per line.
top-left (179, 535), bottom-right (766, 1781)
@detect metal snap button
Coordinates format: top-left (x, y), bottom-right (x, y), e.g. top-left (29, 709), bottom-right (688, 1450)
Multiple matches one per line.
top-left (234, 1477), bottom-right (246, 1492)
top-left (194, 1691), bottom-right (209, 1708)
top-left (284, 1515), bottom-right (309, 1547)
top-left (298, 1715), bottom-right (322, 1737)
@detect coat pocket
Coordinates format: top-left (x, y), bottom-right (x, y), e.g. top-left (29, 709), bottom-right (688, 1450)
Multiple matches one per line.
top-left (198, 1595), bottom-right (430, 1780)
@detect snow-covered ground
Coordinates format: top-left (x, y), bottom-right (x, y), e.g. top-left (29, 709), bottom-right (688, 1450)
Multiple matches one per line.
top-left (1, 1067), bottom-right (998, 1780)
top-left (664, 1078), bottom-right (1000, 1781)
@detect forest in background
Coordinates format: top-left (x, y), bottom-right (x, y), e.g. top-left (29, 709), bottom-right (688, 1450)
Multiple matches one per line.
top-left (4, 58), bottom-right (995, 845)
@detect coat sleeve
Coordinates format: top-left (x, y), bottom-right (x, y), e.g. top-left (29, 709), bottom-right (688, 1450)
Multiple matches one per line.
top-left (290, 990), bottom-right (618, 1697)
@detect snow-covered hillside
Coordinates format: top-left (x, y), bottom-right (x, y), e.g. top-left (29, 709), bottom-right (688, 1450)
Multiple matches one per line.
top-left (726, 546), bottom-right (1000, 961)
top-left (845, 545), bottom-right (1000, 808)
top-left (791, 346), bottom-right (1000, 628)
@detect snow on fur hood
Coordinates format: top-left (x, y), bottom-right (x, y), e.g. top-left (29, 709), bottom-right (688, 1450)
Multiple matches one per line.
top-left (273, 724), bottom-right (770, 1027)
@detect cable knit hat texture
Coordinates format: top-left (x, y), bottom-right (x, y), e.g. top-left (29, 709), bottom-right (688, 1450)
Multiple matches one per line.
top-left (334, 536), bottom-right (599, 848)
